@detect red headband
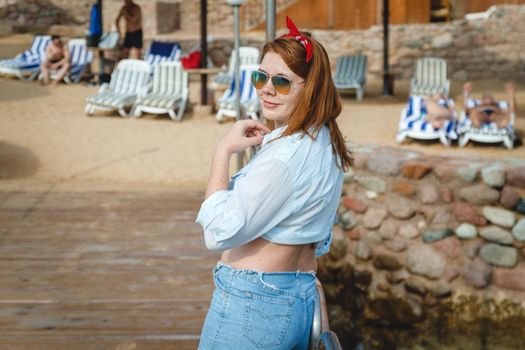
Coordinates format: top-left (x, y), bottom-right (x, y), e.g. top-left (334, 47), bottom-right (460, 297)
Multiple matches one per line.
top-left (280, 16), bottom-right (313, 63)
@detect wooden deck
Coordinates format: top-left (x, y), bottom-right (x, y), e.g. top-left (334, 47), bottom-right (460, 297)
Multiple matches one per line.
top-left (0, 189), bottom-right (218, 349)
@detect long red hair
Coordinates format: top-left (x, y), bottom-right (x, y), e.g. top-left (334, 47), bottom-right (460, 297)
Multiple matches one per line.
top-left (262, 34), bottom-right (353, 170)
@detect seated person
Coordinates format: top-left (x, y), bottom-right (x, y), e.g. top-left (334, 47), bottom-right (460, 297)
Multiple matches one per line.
top-left (40, 35), bottom-right (70, 85)
top-left (423, 93), bottom-right (456, 129)
top-left (463, 81), bottom-right (516, 129)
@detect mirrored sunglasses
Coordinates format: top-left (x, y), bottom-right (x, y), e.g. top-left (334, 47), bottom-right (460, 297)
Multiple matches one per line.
top-left (251, 70), bottom-right (303, 95)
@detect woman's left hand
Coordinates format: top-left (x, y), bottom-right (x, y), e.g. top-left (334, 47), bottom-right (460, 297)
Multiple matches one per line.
top-left (218, 120), bottom-right (271, 155)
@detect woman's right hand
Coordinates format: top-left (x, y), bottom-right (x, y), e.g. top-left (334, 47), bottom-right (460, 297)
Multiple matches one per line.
top-left (217, 120), bottom-right (271, 155)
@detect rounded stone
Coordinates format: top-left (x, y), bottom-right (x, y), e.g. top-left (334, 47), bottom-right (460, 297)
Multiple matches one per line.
top-left (455, 223), bottom-right (477, 239)
top-left (479, 243), bottom-right (518, 268)
top-left (456, 166), bottom-right (478, 183)
top-left (406, 245), bottom-right (445, 279)
top-left (404, 276), bottom-right (427, 296)
top-left (384, 239), bottom-right (407, 252)
top-left (512, 218), bottom-right (525, 241)
top-left (366, 152), bottom-right (403, 176)
top-left (463, 259), bottom-right (492, 289)
top-left (379, 219), bottom-right (398, 239)
top-left (373, 253), bottom-right (403, 271)
top-left (421, 228), bottom-right (453, 243)
top-left (356, 175), bottom-right (387, 194)
top-left (398, 223), bottom-right (420, 239)
top-left (459, 184), bottom-right (500, 206)
top-left (353, 241), bottom-right (373, 261)
top-left (387, 195), bottom-right (416, 219)
top-left (481, 165), bottom-right (506, 188)
top-left (479, 226), bottom-right (514, 245)
top-left (506, 166), bottom-right (525, 188)
top-left (500, 186), bottom-right (520, 209)
top-left (482, 206), bottom-right (516, 228)
top-left (362, 207), bottom-right (388, 229)
top-left (419, 183), bottom-right (440, 204)
top-left (339, 210), bottom-right (358, 230)
top-left (430, 280), bottom-right (452, 298)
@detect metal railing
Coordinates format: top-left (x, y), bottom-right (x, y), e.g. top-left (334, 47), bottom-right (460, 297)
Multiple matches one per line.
top-left (310, 287), bottom-right (343, 350)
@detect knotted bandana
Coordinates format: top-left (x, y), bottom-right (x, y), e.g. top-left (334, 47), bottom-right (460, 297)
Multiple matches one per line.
top-left (280, 16), bottom-right (313, 63)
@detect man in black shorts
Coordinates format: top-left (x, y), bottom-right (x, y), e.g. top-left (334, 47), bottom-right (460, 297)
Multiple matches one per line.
top-left (116, 0), bottom-right (142, 59)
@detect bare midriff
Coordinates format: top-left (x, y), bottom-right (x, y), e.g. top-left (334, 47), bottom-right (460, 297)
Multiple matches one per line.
top-left (221, 237), bottom-right (317, 272)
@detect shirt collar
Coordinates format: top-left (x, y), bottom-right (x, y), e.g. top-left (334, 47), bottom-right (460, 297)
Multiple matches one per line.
top-left (261, 125), bottom-right (287, 147)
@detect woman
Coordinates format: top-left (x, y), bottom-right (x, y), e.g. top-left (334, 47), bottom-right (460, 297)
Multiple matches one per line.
top-left (196, 17), bottom-right (352, 349)
top-left (423, 92), bottom-right (456, 129)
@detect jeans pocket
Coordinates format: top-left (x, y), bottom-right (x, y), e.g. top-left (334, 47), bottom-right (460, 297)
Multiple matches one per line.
top-left (242, 293), bottom-right (294, 347)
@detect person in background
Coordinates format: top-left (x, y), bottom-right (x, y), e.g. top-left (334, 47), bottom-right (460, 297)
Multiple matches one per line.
top-left (463, 81), bottom-right (516, 128)
top-left (195, 17), bottom-right (351, 349)
top-left (423, 92), bottom-right (456, 129)
top-left (40, 35), bottom-right (70, 85)
top-left (115, 0), bottom-right (142, 59)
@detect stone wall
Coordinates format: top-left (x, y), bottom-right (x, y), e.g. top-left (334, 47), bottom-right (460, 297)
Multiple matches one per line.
top-left (0, 0), bottom-right (90, 33)
top-left (320, 144), bottom-right (525, 349)
top-left (315, 4), bottom-right (525, 82)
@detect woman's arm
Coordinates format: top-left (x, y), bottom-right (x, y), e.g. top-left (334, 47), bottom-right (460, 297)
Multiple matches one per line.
top-left (205, 120), bottom-right (269, 199)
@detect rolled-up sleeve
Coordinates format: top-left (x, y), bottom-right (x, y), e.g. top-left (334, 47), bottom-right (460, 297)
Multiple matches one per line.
top-left (195, 158), bottom-right (295, 251)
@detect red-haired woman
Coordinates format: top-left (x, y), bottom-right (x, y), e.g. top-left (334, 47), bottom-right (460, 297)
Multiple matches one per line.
top-left (196, 17), bottom-right (352, 350)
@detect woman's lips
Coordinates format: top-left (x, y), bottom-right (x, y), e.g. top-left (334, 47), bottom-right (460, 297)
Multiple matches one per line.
top-left (262, 99), bottom-right (280, 109)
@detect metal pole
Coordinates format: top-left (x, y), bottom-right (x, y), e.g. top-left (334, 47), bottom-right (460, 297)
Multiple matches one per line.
top-left (98, 0), bottom-right (104, 84)
top-left (265, 0), bottom-right (276, 41)
top-left (233, 4), bottom-right (243, 170)
top-left (200, 0), bottom-right (208, 105)
top-left (383, 0), bottom-right (393, 95)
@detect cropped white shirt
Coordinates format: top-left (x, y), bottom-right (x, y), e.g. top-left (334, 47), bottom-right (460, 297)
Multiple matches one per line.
top-left (195, 124), bottom-right (344, 256)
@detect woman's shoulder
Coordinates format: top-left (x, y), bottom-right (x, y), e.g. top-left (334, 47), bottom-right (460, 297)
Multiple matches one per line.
top-left (260, 125), bottom-right (330, 163)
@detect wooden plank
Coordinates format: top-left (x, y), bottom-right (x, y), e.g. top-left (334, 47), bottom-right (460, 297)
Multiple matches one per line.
top-left (0, 190), bottom-right (217, 349)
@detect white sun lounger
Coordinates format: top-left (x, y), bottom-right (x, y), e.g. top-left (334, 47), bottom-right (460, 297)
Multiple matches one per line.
top-left (458, 98), bottom-right (516, 149)
top-left (132, 61), bottom-right (189, 122)
top-left (410, 57), bottom-right (450, 96)
top-left (85, 59), bottom-right (150, 118)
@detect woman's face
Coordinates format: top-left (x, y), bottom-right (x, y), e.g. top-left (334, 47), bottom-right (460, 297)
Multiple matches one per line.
top-left (256, 52), bottom-right (304, 128)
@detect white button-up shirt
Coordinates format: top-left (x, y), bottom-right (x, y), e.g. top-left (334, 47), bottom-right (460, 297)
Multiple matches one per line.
top-left (196, 124), bottom-right (344, 256)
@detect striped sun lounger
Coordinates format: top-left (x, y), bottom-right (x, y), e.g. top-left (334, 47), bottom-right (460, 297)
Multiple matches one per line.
top-left (410, 57), bottom-right (450, 96)
top-left (396, 95), bottom-right (458, 146)
top-left (216, 64), bottom-right (260, 122)
top-left (85, 59), bottom-right (151, 118)
top-left (0, 35), bottom-right (51, 80)
top-left (458, 98), bottom-right (515, 149)
top-left (333, 55), bottom-right (368, 101)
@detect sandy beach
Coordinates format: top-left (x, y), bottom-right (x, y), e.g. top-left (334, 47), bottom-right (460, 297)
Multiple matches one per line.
top-left (0, 34), bottom-right (523, 193)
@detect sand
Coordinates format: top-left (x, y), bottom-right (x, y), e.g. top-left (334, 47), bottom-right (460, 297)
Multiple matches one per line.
top-left (0, 34), bottom-right (523, 193)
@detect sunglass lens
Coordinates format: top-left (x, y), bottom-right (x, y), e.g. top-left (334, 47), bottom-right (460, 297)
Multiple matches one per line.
top-left (271, 76), bottom-right (292, 94)
top-left (251, 71), bottom-right (268, 89)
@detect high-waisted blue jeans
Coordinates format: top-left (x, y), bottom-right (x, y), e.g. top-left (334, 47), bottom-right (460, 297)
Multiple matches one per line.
top-left (198, 262), bottom-right (317, 350)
